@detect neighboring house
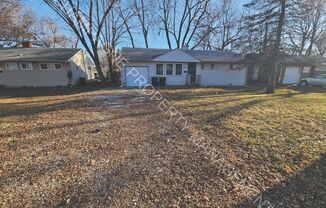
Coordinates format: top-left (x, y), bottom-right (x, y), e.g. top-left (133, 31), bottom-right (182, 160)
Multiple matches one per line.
top-left (246, 54), bottom-right (326, 85)
top-left (85, 56), bottom-right (98, 80)
top-left (0, 47), bottom-right (92, 87)
top-left (121, 48), bottom-right (247, 87)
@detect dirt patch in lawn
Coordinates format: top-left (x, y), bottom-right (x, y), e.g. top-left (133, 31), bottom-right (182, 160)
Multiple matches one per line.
top-left (0, 87), bottom-right (325, 207)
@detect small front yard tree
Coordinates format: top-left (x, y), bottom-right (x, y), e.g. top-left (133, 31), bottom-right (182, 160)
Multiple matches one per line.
top-left (43, 0), bottom-right (116, 82)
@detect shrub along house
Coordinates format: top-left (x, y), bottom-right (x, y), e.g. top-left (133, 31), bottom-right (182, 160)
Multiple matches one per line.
top-left (121, 48), bottom-right (247, 87)
top-left (246, 54), bottom-right (326, 85)
top-left (0, 45), bottom-right (91, 87)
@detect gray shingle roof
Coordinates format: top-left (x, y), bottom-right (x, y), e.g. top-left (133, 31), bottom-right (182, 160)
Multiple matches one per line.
top-left (0, 48), bottom-right (81, 62)
top-left (122, 48), bottom-right (170, 62)
top-left (246, 53), bottom-right (326, 65)
top-left (280, 54), bottom-right (326, 65)
top-left (121, 47), bottom-right (245, 63)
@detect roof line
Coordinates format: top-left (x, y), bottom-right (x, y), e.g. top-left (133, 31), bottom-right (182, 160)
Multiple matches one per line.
top-left (152, 48), bottom-right (201, 62)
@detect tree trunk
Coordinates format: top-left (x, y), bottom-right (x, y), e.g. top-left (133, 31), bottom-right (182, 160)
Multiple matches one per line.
top-left (266, 0), bottom-right (286, 94)
top-left (107, 54), bottom-right (114, 83)
top-left (266, 58), bottom-right (278, 93)
top-left (93, 56), bottom-right (105, 81)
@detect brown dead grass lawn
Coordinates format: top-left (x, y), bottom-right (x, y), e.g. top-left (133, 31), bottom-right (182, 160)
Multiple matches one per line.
top-left (0, 86), bottom-right (325, 207)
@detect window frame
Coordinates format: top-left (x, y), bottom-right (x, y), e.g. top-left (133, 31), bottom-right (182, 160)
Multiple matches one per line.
top-left (175, 64), bottom-right (183, 75)
top-left (55, 63), bottom-right (63, 70)
top-left (6, 62), bottom-right (18, 70)
top-left (40, 63), bottom-right (63, 70)
top-left (156, 63), bottom-right (164, 76)
top-left (166, 63), bottom-right (174, 76)
top-left (21, 63), bottom-right (33, 71)
top-left (40, 63), bottom-right (49, 70)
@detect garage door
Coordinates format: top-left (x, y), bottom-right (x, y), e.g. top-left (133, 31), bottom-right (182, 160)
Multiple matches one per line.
top-left (125, 66), bottom-right (149, 87)
top-left (283, 67), bottom-right (301, 84)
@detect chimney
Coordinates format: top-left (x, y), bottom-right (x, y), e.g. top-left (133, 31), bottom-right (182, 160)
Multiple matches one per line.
top-left (182, 44), bottom-right (189, 50)
top-left (22, 41), bottom-right (33, 48)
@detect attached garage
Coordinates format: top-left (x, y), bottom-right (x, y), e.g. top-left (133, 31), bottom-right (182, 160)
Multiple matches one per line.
top-left (283, 66), bottom-right (301, 84)
top-left (125, 66), bottom-right (149, 87)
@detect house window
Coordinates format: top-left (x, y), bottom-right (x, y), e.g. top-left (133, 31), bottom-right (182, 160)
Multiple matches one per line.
top-left (176, 64), bottom-right (182, 75)
top-left (230, 64), bottom-right (242, 70)
top-left (6, 62), bottom-right (18, 70)
top-left (201, 63), bottom-right (205, 69)
top-left (166, 64), bottom-right (173, 75)
top-left (40, 63), bottom-right (49, 70)
top-left (156, 64), bottom-right (164, 75)
top-left (40, 63), bottom-right (63, 70)
top-left (21, 63), bottom-right (33, 70)
top-left (55, 64), bottom-right (63, 70)
top-left (211, 64), bottom-right (214, 70)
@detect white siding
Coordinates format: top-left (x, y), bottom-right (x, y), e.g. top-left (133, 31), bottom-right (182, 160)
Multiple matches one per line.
top-left (123, 62), bottom-right (188, 86)
top-left (0, 51), bottom-right (90, 87)
top-left (0, 62), bottom-right (71, 87)
top-left (166, 76), bottom-right (187, 86)
top-left (123, 62), bottom-right (247, 87)
top-left (197, 63), bottom-right (247, 86)
top-left (69, 51), bottom-right (88, 85)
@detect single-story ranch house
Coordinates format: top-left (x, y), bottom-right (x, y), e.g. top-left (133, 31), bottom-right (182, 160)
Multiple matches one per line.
top-left (121, 48), bottom-right (247, 87)
top-left (0, 47), bottom-right (93, 87)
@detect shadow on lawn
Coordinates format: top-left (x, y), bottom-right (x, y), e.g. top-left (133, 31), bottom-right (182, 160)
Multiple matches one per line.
top-left (0, 91), bottom-right (147, 118)
top-left (0, 97), bottom-right (91, 118)
top-left (289, 86), bottom-right (326, 94)
top-left (0, 107), bottom-right (160, 139)
top-left (176, 92), bottom-right (297, 126)
top-left (236, 154), bottom-right (326, 208)
top-left (0, 86), bottom-right (115, 98)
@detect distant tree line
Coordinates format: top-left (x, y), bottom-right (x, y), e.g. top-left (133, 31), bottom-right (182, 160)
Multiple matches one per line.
top-left (0, 0), bottom-right (77, 48)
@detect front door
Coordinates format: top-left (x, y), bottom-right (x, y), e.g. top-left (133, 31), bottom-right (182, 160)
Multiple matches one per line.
top-left (188, 63), bottom-right (197, 83)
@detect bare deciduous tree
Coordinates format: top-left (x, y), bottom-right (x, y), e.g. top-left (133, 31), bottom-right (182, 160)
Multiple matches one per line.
top-left (285, 0), bottom-right (326, 55)
top-left (159, 0), bottom-right (211, 49)
top-left (195, 0), bottom-right (242, 51)
top-left (315, 32), bottom-right (326, 56)
top-left (132, 0), bottom-right (157, 48)
top-left (100, 0), bottom-right (132, 83)
top-left (43, 0), bottom-right (116, 81)
top-left (118, 1), bottom-right (137, 48)
top-left (0, 0), bottom-right (35, 47)
top-left (34, 17), bottom-right (76, 48)
top-left (242, 0), bottom-right (287, 93)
